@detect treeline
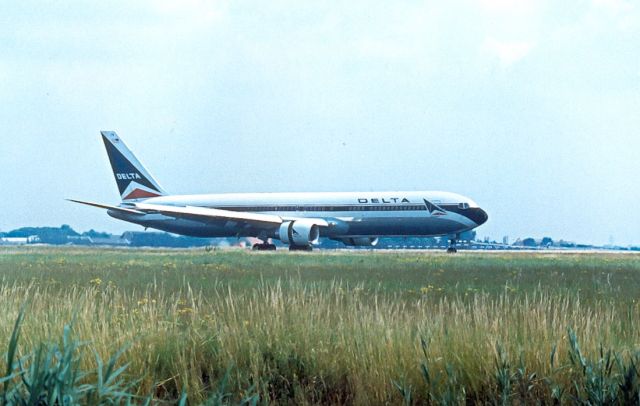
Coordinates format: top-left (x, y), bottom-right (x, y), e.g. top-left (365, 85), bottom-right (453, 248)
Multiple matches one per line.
top-left (2, 226), bottom-right (637, 250)
top-left (0, 226), bottom-right (478, 249)
top-left (0, 225), bottom-right (220, 248)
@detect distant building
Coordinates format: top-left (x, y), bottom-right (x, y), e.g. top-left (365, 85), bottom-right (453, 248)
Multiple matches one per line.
top-left (67, 235), bottom-right (131, 246)
top-left (0, 236), bottom-right (39, 245)
top-left (66, 236), bottom-right (93, 245)
top-left (91, 236), bottom-right (131, 246)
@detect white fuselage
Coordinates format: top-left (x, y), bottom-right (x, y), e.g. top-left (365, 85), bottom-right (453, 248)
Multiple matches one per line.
top-left (109, 190), bottom-right (488, 241)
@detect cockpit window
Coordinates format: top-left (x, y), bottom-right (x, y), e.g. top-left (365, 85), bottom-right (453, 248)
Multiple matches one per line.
top-left (458, 202), bottom-right (469, 210)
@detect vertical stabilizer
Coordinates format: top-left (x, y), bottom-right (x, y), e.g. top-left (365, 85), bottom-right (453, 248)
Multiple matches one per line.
top-left (101, 131), bottom-right (166, 201)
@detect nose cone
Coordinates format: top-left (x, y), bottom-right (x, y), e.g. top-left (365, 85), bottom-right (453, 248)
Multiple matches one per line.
top-left (467, 207), bottom-right (488, 226)
top-left (478, 208), bottom-right (488, 225)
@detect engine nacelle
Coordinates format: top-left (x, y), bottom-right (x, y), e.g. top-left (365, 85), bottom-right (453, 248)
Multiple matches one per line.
top-left (279, 220), bottom-right (321, 246)
top-left (340, 237), bottom-right (379, 247)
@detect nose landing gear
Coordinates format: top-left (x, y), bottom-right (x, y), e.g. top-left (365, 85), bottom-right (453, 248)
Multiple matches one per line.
top-left (447, 235), bottom-right (459, 254)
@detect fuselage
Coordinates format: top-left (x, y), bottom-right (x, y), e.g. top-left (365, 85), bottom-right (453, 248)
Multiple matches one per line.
top-left (109, 190), bottom-right (488, 240)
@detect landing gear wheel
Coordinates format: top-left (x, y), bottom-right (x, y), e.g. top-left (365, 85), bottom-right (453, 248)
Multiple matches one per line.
top-left (447, 247), bottom-right (458, 254)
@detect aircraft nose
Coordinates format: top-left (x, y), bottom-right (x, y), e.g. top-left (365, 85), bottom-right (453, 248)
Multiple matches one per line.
top-left (467, 207), bottom-right (488, 226)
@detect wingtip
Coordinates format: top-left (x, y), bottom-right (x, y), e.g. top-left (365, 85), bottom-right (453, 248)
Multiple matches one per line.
top-left (67, 198), bottom-right (92, 206)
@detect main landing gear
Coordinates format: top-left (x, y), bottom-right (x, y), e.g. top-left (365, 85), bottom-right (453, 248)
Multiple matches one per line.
top-left (252, 242), bottom-right (277, 251)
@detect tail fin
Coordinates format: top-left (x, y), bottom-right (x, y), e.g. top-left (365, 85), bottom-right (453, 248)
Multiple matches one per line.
top-left (101, 131), bottom-right (167, 201)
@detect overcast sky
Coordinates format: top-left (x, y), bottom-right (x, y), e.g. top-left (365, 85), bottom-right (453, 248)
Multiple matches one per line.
top-left (1, 0), bottom-right (638, 245)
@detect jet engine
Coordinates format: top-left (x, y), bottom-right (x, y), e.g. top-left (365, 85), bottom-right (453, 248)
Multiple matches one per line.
top-left (279, 220), bottom-right (321, 246)
top-left (340, 237), bottom-right (379, 247)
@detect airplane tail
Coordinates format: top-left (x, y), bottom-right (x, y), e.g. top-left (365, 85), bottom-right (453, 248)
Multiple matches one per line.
top-left (101, 131), bottom-right (167, 201)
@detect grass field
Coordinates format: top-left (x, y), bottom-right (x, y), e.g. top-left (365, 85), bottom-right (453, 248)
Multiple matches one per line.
top-left (0, 247), bottom-right (638, 404)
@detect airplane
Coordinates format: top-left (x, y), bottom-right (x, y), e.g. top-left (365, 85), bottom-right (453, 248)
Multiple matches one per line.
top-left (69, 131), bottom-right (488, 252)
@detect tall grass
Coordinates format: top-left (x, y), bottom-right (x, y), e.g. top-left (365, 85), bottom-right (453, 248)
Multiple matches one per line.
top-left (0, 248), bottom-right (637, 403)
top-left (0, 278), bottom-right (636, 403)
top-left (0, 307), bottom-right (260, 405)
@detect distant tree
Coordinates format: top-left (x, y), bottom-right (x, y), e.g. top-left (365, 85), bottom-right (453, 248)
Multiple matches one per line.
top-left (541, 237), bottom-right (554, 247)
top-left (60, 225), bottom-right (75, 233)
top-left (6, 225), bottom-right (79, 244)
top-left (557, 240), bottom-right (576, 248)
top-left (82, 229), bottom-right (111, 238)
top-left (522, 238), bottom-right (537, 247)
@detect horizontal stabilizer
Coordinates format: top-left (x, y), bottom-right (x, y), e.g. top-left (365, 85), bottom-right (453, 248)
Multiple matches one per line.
top-left (67, 199), bottom-right (145, 215)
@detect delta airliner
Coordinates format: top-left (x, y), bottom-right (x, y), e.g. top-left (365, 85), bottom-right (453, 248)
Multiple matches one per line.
top-left (70, 132), bottom-right (488, 251)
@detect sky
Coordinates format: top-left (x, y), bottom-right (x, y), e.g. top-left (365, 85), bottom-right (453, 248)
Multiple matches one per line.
top-left (0, 0), bottom-right (638, 245)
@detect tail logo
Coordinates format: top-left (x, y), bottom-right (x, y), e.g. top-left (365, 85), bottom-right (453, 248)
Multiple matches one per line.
top-left (116, 173), bottom-right (142, 181)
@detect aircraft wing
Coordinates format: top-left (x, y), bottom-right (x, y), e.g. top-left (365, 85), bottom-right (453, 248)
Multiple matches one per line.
top-left (134, 203), bottom-right (284, 228)
top-left (67, 199), bottom-right (146, 215)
